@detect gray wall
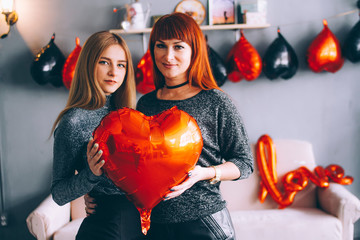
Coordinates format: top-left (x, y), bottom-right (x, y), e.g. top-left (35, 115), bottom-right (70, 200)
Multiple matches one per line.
top-left (0, 0), bottom-right (359, 239)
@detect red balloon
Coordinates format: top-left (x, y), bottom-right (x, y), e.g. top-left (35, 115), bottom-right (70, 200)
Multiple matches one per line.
top-left (62, 37), bottom-right (82, 89)
top-left (256, 134), bottom-right (353, 209)
top-left (136, 49), bottom-right (155, 94)
top-left (307, 19), bottom-right (344, 73)
top-left (93, 106), bottom-right (203, 234)
top-left (226, 30), bottom-right (262, 82)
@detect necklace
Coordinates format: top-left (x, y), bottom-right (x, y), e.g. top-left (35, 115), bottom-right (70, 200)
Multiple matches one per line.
top-left (165, 80), bottom-right (189, 89)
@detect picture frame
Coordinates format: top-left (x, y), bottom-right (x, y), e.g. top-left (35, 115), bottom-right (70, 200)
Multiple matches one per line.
top-left (208, 0), bottom-right (236, 25)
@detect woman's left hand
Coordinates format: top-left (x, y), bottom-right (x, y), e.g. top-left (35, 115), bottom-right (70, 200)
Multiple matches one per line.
top-left (164, 165), bottom-right (207, 200)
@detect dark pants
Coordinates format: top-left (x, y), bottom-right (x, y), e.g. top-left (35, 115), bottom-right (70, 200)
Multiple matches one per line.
top-left (76, 195), bottom-right (147, 240)
top-left (146, 208), bottom-right (236, 240)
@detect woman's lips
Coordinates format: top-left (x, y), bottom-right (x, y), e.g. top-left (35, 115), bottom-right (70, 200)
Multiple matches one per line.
top-left (104, 80), bottom-right (117, 84)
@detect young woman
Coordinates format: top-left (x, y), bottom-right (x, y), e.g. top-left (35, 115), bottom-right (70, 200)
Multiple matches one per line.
top-left (135, 12), bottom-right (254, 240)
top-left (85, 13), bottom-right (254, 239)
top-left (50, 31), bottom-right (145, 240)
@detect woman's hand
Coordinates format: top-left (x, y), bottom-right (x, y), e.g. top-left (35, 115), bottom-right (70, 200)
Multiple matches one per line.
top-left (163, 162), bottom-right (241, 201)
top-left (87, 137), bottom-right (105, 176)
top-left (164, 165), bottom-right (210, 200)
top-left (84, 193), bottom-right (97, 216)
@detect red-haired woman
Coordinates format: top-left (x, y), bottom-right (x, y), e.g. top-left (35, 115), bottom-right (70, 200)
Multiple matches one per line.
top-left (136, 12), bottom-right (254, 239)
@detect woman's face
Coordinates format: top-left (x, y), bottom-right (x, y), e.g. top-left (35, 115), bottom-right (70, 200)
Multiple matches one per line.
top-left (154, 39), bottom-right (192, 83)
top-left (95, 44), bottom-right (127, 95)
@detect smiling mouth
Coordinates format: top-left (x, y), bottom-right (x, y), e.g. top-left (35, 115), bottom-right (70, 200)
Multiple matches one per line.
top-left (163, 63), bottom-right (176, 68)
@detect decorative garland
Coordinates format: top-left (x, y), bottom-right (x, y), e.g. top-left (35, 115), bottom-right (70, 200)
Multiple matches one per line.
top-left (29, 6), bottom-right (360, 88)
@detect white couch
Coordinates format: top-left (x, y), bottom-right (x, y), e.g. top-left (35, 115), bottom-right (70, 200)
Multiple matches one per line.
top-left (26, 139), bottom-right (360, 240)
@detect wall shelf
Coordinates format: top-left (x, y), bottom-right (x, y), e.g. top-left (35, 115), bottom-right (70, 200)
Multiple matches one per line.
top-left (109, 23), bottom-right (271, 35)
top-left (110, 23), bottom-right (270, 53)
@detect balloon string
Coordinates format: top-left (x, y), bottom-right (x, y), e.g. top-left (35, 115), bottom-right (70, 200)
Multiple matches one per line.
top-left (272, 8), bottom-right (358, 28)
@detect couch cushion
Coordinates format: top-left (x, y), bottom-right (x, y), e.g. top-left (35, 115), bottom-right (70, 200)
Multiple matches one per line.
top-left (53, 218), bottom-right (84, 240)
top-left (230, 208), bottom-right (342, 240)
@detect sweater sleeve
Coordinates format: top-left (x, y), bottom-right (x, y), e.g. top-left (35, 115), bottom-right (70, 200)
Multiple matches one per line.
top-left (51, 114), bottom-right (101, 206)
top-left (218, 94), bottom-right (254, 180)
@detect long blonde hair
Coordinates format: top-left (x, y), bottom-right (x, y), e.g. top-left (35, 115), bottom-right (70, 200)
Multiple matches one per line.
top-left (51, 31), bottom-right (136, 135)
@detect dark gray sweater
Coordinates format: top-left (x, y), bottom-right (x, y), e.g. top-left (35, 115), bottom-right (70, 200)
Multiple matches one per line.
top-left (51, 96), bottom-right (123, 206)
top-left (136, 89), bottom-right (254, 223)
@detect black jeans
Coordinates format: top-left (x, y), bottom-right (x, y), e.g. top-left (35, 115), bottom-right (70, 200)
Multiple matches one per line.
top-left (146, 208), bottom-right (236, 240)
top-left (76, 195), bottom-right (147, 240)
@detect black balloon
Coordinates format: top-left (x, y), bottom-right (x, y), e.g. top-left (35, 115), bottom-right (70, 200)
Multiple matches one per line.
top-left (208, 45), bottom-right (227, 86)
top-left (30, 33), bottom-right (65, 87)
top-left (343, 20), bottom-right (360, 63)
top-left (263, 29), bottom-right (298, 80)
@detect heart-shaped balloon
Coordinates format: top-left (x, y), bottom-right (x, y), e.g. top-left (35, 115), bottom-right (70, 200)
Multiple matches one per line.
top-left (135, 49), bottom-right (155, 94)
top-left (207, 44), bottom-right (227, 87)
top-left (343, 19), bottom-right (360, 63)
top-left (263, 28), bottom-right (298, 80)
top-left (307, 19), bottom-right (344, 73)
top-left (62, 37), bottom-right (82, 89)
top-left (226, 30), bottom-right (262, 82)
top-left (93, 106), bottom-right (203, 234)
top-left (30, 33), bottom-right (65, 87)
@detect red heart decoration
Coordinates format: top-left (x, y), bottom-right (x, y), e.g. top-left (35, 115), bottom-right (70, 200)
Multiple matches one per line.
top-left (93, 106), bottom-right (203, 234)
top-left (135, 49), bottom-right (155, 94)
top-left (226, 30), bottom-right (262, 82)
top-left (62, 37), bottom-right (82, 89)
top-left (307, 19), bottom-right (344, 73)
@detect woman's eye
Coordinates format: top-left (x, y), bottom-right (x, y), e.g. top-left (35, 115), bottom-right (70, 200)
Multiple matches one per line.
top-left (99, 60), bottom-right (109, 65)
top-left (156, 43), bottom-right (166, 48)
top-left (175, 45), bottom-right (184, 50)
top-left (118, 63), bottom-right (126, 68)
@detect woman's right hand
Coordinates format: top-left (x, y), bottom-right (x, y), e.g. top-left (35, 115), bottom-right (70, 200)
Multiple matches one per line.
top-left (84, 193), bottom-right (97, 216)
top-left (87, 137), bottom-right (105, 176)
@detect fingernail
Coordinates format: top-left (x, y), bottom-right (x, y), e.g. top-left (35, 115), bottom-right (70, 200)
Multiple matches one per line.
top-left (101, 160), bottom-right (105, 164)
top-left (188, 172), bottom-right (192, 177)
top-left (170, 188), bottom-right (174, 191)
top-left (94, 143), bottom-right (98, 148)
top-left (98, 150), bottom-right (103, 154)
top-left (164, 196), bottom-right (169, 200)
top-left (89, 137), bottom-right (93, 141)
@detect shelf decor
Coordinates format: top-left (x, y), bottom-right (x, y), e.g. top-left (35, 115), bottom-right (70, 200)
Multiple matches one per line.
top-left (174, 0), bottom-right (206, 25)
top-left (208, 0), bottom-right (236, 25)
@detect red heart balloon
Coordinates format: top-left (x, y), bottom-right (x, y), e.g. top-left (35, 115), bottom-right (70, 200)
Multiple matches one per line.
top-left (307, 19), bottom-right (344, 73)
top-left (93, 106), bottom-right (203, 234)
top-left (226, 30), bottom-right (262, 82)
top-left (62, 37), bottom-right (82, 89)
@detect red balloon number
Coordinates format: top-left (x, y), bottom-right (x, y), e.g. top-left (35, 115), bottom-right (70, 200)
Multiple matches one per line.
top-left (256, 134), bottom-right (353, 209)
top-left (93, 106), bottom-right (203, 234)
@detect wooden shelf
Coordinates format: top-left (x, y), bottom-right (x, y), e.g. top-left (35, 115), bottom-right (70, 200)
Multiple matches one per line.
top-left (110, 23), bottom-right (270, 35)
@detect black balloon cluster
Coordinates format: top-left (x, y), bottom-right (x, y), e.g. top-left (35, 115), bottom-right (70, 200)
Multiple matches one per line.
top-left (30, 33), bottom-right (65, 87)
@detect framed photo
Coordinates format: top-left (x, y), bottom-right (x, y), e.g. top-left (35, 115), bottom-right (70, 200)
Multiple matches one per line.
top-left (208, 0), bottom-right (236, 25)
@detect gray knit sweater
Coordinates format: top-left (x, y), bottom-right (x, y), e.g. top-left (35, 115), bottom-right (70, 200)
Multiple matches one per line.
top-left (136, 89), bottom-right (254, 223)
top-left (51, 96), bottom-right (123, 206)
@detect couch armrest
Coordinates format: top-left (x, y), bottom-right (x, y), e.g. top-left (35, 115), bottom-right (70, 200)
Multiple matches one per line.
top-left (317, 183), bottom-right (360, 240)
top-left (26, 195), bottom-right (71, 240)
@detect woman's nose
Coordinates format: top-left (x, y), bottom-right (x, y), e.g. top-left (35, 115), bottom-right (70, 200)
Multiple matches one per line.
top-left (108, 65), bottom-right (116, 76)
top-left (165, 48), bottom-right (174, 60)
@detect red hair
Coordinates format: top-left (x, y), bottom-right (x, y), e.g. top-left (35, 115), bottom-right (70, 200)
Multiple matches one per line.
top-left (149, 12), bottom-right (220, 90)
